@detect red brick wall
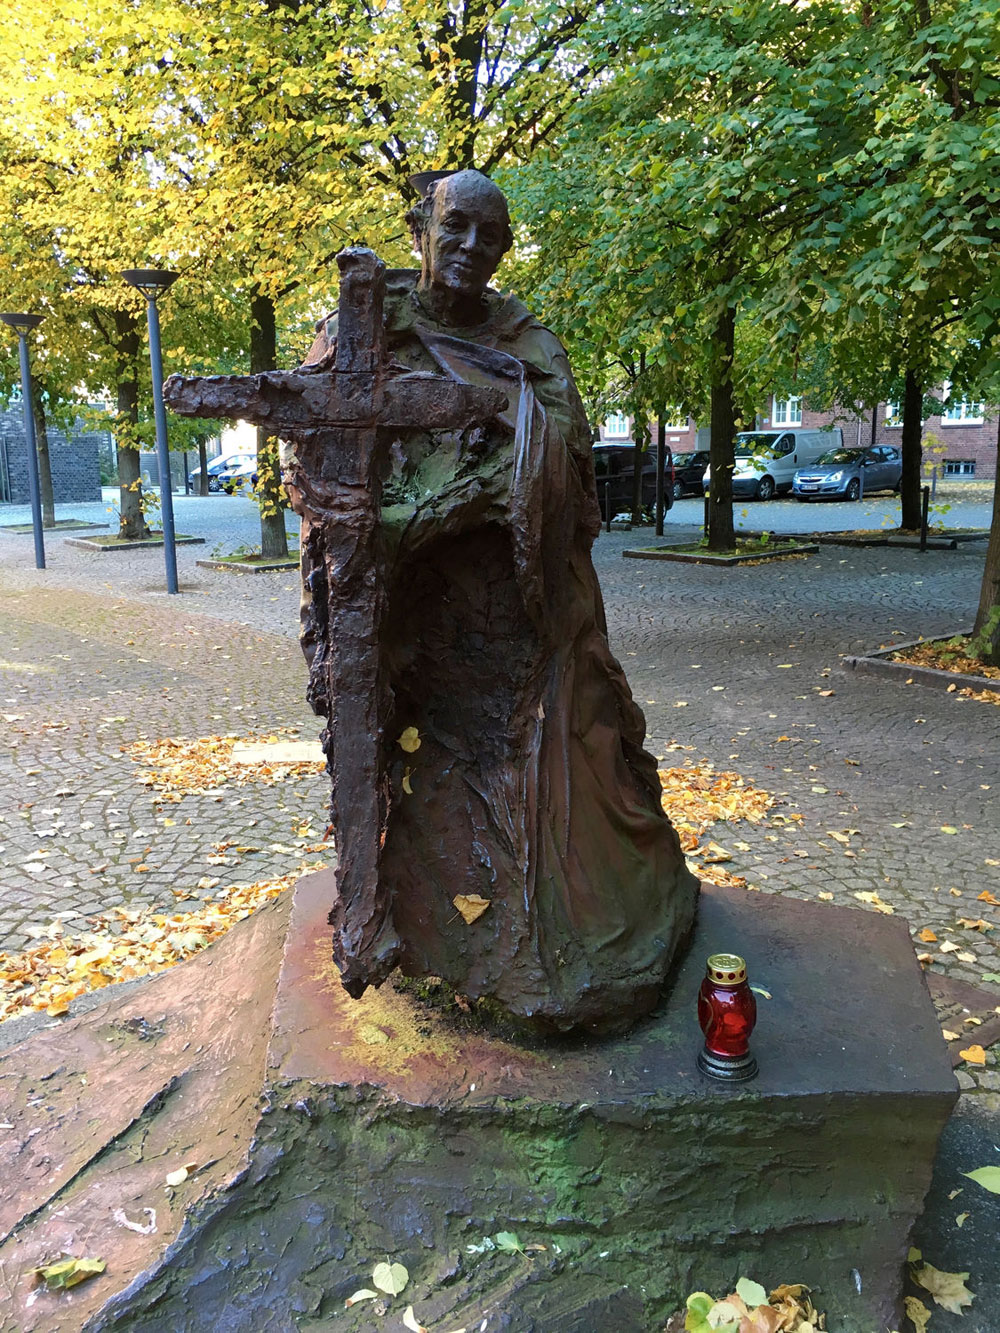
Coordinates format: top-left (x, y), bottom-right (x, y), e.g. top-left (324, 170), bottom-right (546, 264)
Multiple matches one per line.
top-left (598, 406), bottom-right (997, 479)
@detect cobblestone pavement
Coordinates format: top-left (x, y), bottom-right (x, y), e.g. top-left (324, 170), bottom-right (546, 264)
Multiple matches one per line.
top-left (1, 495), bottom-right (998, 1099)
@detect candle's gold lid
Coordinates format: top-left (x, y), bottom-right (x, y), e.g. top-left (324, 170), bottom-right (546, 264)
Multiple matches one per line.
top-left (706, 953), bottom-right (747, 985)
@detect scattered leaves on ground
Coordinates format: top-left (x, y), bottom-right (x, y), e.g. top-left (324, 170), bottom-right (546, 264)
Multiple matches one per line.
top-left (909, 1249), bottom-right (975, 1314)
top-left (658, 760), bottom-right (776, 890)
top-left (853, 891), bottom-right (894, 915)
top-left (0, 871), bottom-right (304, 1022)
top-left (121, 730), bottom-right (323, 797)
top-left (892, 640), bottom-right (1000, 681)
top-left (903, 1295), bottom-right (931, 1333)
top-left (964, 1165), bottom-right (1000, 1194)
top-left (958, 1044), bottom-right (987, 1065)
top-left (680, 1277), bottom-right (826, 1332)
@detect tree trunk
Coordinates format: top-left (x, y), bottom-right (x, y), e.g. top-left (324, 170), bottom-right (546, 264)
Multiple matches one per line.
top-left (707, 304), bottom-right (736, 552)
top-left (899, 366), bottom-right (923, 530)
top-left (113, 308), bottom-right (150, 540)
top-left (197, 437), bottom-right (209, 496)
top-left (972, 416), bottom-right (1000, 665)
top-left (31, 379), bottom-right (55, 527)
top-left (250, 291), bottom-right (289, 559)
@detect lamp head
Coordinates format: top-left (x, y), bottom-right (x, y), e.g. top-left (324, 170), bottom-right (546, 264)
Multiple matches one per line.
top-left (121, 269), bottom-right (179, 300)
top-left (0, 312), bottom-right (44, 334)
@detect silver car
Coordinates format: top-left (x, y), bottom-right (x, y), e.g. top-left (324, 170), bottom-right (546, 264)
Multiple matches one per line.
top-left (792, 446), bottom-right (902, 502)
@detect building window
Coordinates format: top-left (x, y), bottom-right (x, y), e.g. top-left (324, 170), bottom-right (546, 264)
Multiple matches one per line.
top-left (772, 396), bottom-right (802, 426)
top-left (603, 412), bottom-right (630, 439)
top-left (884, 401), bottom-right (902, 426)
top-left (942, 398), bottom-right (984, 424)
top-left (662, 408), bottom-right (687, 430)
top-left (944, 459), bottom-right (976, 476)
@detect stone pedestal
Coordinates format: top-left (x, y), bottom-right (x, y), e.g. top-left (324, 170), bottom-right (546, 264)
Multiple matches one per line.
top-left (0, 872), bottom-right (956, 1332)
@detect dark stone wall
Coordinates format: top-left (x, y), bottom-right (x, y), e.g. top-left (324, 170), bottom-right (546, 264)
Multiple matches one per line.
top-left (0, 403), bottom-right (105, 504)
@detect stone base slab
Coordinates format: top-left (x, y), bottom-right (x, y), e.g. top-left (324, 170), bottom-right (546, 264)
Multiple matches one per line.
top-left (0, 873), bottom-right (956, 1332)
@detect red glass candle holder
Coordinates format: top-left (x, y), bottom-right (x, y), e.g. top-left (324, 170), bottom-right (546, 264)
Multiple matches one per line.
top-left (697, 952), bottom-right (758, 1081)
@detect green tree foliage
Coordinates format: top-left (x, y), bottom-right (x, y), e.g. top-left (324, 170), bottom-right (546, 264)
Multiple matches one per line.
top-left (512, 0), bottom-right (866, 549)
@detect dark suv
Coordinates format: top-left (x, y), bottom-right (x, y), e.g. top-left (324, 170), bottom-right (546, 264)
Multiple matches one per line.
top-left (669, 450), bottom-right (710, 499)
top-left (592, 443), bottom-right (674, 521)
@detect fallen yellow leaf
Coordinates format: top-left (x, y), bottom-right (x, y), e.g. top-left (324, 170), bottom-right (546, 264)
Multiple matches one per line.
top-left (398, 726), bottom-right (421, 753)
top-left (918, 928), bottom-right (938, 943)
top-left (959, 1045), bottom-right (986, 1065)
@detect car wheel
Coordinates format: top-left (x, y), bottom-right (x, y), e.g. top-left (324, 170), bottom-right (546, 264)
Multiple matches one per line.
top-left (208, 478), bottom-right (220, 493)
top-left (845, 478), bottom-right (861, 502)
top-left (755, 476), bottom-right (775, 501)
top-left (672, 480), bottom-right (684, 501)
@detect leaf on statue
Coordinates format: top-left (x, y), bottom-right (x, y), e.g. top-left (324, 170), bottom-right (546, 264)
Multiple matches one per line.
top-left (707, 1298), bottom-right (744, 1330)
top-left (402, 767), bottom-right (413, 795)
top-left (964, 1165), bottom-right (1000, 1194)
top-left (956, 1212), bottom-right (970, 1227)
top-left (735, 1278), bottom-right (768, 1308)
top-left (494, 1231), bottom-right (524, 1255)
top-left (344, 1289), bottom-right (379, 1307)
top-left (903, 1296), bottom-right (931, 1333)
top-left (683, 1292), bottom-right (723, 1333)
top-left (403, 1307), bottom-right (429, 1333)
top-left (453, 894), bottom-right (490, 924)
top-left (910, 1258), bottom-right (975, 1314)
top-left (372, 1261), bottom-right (409, 1296)
top-left (35, 1257), bottom-right (106, 1290)
top-left (958, 1044), bottom-right (986, 1065)
top-left (398, 727), bottom-right (421, 753)
top-left (165, 1167), bottom-right (189, 1187)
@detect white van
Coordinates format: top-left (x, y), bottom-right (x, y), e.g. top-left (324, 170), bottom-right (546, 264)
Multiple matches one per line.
top-left (703, 428), bottom-right (843, 501)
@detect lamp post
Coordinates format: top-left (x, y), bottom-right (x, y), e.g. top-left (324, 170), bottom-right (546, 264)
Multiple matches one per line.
top-left (121, 268), bottom-right (180, 594)
top-left (0, 312), bottom-right (46, 569)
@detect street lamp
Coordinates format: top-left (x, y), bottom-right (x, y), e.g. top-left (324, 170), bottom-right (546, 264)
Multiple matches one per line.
top-left (121, 268), bottom-right (180, 594)
top-left (0, 312), bottom-right (46, 570)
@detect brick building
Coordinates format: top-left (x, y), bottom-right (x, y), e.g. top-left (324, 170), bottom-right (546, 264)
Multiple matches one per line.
top-left (597, 393), bottom-right (997, 481)
top-left (0, 404), bottom-right (106, 505)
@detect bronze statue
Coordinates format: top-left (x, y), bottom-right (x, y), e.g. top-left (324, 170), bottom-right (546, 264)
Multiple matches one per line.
top-left (166, 170), bottom-right (698, 1035)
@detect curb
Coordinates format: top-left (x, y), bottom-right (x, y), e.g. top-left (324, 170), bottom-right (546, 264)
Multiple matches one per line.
top-left (842, 631), bottom-right (1000, 695)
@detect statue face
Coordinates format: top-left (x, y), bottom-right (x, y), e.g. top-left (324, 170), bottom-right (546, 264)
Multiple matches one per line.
top-left (422, 176), bottom-right (509, 301)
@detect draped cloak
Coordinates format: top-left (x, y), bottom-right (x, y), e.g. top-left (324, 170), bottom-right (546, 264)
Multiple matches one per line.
top-left (291, 270), bottom-right (698, 1034)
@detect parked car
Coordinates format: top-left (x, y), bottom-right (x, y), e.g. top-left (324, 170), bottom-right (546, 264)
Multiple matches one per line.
top-left (217, 455), bottom-right (259, 493)
top-left (792, 445), bottom-right (902, 501)
top-left (703, 429), bottom-right (843, 500)
top-left (188, 454), bottom-right (258, 493)
top-left (593, 443), bottom-right (674, 521)
top-left (670, 449), bottom-right (709, 499)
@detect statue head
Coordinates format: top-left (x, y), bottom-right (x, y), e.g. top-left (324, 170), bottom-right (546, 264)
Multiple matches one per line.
top-left (406, 170), bottom-right (514, 323)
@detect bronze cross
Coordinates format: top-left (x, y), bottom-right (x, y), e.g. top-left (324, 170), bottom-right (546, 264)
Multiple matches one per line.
top-left (164, 246), bottom-right (507, 995)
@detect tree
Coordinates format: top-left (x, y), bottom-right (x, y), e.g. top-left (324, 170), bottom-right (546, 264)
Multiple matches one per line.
top-left (2, 0), bottom-right (608, 548)
top-left (512, 0), bottom-right (867, 550)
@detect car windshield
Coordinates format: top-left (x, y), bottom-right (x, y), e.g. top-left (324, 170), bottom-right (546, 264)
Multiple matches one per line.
top-left (815, 449), bottom-right (862, 464)
top-left (735, 433), bottom-right (780, 451)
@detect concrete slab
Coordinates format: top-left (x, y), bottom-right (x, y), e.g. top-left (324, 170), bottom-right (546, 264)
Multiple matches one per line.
top-left (0, 871), bottom-right (957, 1331)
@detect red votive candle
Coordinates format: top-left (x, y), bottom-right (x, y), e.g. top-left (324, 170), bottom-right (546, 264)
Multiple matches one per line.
top-left (697, 952), bottom-right (758, 1081)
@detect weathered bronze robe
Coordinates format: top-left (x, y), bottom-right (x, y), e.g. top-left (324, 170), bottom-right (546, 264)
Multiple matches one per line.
top-left (291, 270), bottom-right (698, 1034)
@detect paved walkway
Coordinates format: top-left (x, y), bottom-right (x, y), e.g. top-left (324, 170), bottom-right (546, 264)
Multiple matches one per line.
top-left (2, 493), bottom-right (999, 1327)
top-left (1, 495), bottom-right (998, 987)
